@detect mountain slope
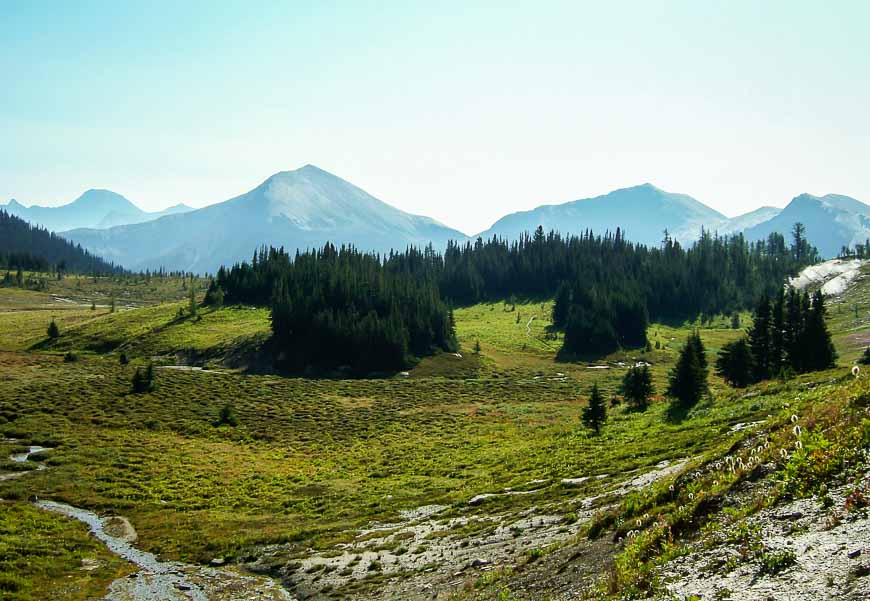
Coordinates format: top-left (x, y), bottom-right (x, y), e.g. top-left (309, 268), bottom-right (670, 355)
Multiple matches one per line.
top-left (0, 209), bottom-right (121, 273)
top-left (477, 184), bottom-right (726, 246)
top-left (63, 165), bottom-right (467, 273)
top-left (714, 206), bottom-right (782, 235)
top-left (2, 190), bottom-right (194, 232)
top-left (743, 193), bottom-right (870, 258)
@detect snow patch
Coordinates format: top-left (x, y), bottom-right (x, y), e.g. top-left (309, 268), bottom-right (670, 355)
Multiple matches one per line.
top-left (789, 259), bottom-right (864, 296)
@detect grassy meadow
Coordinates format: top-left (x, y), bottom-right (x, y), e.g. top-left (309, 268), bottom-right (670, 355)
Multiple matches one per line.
top-left (0, 271), bottom-right (866, 599)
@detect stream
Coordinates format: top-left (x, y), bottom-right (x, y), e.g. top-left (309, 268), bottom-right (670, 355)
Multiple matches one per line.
top-left (1, 442), bottom-right (296, 601)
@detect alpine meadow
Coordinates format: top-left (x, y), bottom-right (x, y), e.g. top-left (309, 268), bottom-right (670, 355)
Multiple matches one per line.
top-left (2, 3), bottom-right (869, 601)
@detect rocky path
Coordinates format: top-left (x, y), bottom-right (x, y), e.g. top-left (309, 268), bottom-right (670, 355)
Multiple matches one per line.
top-left (257, 458), bottom-right (689, 599)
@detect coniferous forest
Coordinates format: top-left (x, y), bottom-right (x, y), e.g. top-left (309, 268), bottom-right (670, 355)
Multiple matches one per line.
top-left (0, 209), bottom-right (121, 275)
top-left (210, 224), bottom-right (817, 373)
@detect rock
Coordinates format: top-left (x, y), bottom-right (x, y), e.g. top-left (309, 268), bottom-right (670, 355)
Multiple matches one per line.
top-left (773, 511), bottom-right (804, 521)
top-left (28, 494), bottom-right (38, 502)
top-left (468, 493), bottom-right (497, 506)
top-left (561, 477), bottom-right (589, 487)
top-left (210, 557), bottom-right (226, 566)
top-left (175, 583), bottom-right (192, 591)
top-left (470, 558), bottom-right (491, 568)
top-left (848, 549), bottom-right (862, 559)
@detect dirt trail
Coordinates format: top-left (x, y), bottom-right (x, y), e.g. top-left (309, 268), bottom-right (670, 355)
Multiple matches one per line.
top-left (0, 441), bottom-right (296, 601)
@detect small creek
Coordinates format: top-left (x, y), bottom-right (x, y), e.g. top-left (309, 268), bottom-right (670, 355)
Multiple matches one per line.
top-left (1, 441), bottom-right (295, 601)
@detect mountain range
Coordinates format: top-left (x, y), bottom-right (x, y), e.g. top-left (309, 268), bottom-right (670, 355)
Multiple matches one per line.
top-left (6, 166), bottom-right (868, 272)
top-left (1, 190), bottom-right (192, 232)
top-left (61, 165), bottom-right (465, 273)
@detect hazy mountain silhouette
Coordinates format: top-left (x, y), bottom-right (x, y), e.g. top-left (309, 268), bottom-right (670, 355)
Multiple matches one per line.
top-left (63, 165), bottom-right (467, 273)
top-left (2, 190), bottom-right (193, 232)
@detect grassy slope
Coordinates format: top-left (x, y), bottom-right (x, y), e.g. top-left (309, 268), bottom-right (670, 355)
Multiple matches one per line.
top-left (0, 273), bottom-right (866, 599)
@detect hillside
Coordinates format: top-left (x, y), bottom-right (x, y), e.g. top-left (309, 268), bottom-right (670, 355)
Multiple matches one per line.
top-left (2, 258), bottom-right (869, 599)
top-left (744, 193), bottom-right (870, 258)
top-left (477, 183), bottom-right (725, 246)
top-left (0, 210), bottom-right (121, 275)
top-left (63, 165), bottom-right (468, 273)
top-left (2, 190), bottom-right (193, 232)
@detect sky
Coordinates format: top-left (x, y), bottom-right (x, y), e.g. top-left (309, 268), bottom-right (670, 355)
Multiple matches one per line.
top-left (2, 1), bottom-right (868, 235)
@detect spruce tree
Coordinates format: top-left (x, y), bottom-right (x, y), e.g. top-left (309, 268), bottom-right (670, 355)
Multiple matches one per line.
top-left (552, 282), bottom-right (572, 328)
top-left (189, 286), bottom-right (198, 317)
top-left (132, 362), bottom-right (156, 393)
top-left (784, 288), bottom-right (803, 371)
top-left (667, 333), bottom-right (708, 409)
top-left (687, 329), bottom-right (708, 371)
top-left (748, 294), bottom-right (772, 381)
top-left (860, 346), bottom-right (870, 366)
top-left (804, 290), bottom-right (837, 371)
top-left (46, 318), bottom-right (59, 339)
top-left (621, 364), bottom-right (654, 410)
top-left (770, 290), bottom-right (785, 376)
top-left (715, 338), bottom-right (754, 387)
top-left (582, 384), bottom-right (607, 434)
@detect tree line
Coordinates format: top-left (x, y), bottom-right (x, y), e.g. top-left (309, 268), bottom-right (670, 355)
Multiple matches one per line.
top-left (208, 222), bottom-right (817, 372)
top-left (0, 209), bottom-right (121, 276)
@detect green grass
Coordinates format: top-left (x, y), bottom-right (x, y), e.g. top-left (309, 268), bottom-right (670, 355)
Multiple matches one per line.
top-left (0, 500), bottom-right (130, 600)
top-left (0, 274), bottom-right (865, 598)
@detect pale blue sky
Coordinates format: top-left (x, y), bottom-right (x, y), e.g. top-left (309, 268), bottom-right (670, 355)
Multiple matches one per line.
top-left (2, 1), bottom-right (868, 234)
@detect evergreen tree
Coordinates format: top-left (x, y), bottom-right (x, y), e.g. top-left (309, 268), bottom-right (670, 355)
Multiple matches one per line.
top-left (687, 329), bottom-right (708, 371)
top-left (621, 364), bottom-right (654, 410)
top-left (110, 296), bottom-right (116, 313)
top-left (770, 290), bottom-right (785, 376)
top-left (582, 384), bottom-right (607, 434)
top-left (46, 318), bottom-right (59, 339)
top-left (784, 288), bottom-right (803, 371)
top-left (715, 338), bottom-right (754, 387)
top-left (132, 362), bottom-right (155, 393)
top-left (859, 346), bottom-right (870, 366)
top-left (667, 333), bottom-right (708, 409)
top-left (748, 294), bottom-right (772, 381)
top-left (803, 290), bottom-right (837, 371)
top-left (552, 282), bottom-right (572, 328)
top-left (189, 285), bottom-right (198, 317)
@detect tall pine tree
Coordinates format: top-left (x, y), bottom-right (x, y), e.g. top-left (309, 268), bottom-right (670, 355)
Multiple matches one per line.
top-left (748, 294), bottom-right (772, 381)
top-left (667, 331), bottom-right (708, 409)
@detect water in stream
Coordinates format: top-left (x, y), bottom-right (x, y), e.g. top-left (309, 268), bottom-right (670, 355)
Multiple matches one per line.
top-left (1, 441), bottom-right (296, 601)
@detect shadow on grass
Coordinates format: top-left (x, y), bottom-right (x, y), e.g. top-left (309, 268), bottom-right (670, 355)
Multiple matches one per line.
top-left (665, 401), bottom-right (693, 424)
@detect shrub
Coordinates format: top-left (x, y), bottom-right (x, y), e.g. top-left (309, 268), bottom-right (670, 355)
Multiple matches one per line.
top-left (131, 363), bottom-right (155, 393)
top-left (214, 403), bottom-right (239, 427)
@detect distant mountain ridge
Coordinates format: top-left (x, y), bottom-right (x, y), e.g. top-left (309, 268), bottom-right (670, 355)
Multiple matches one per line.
top-left (19, 167), bottom-right (865, 272)
top-left (476, 183), bottom-right (727, 246)
top-left (2, 190), bottom-right (193, 232)
top-left (743, 193), bottom-right (870, 258)
top-left (63, 165), bottom-right (466, 273)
